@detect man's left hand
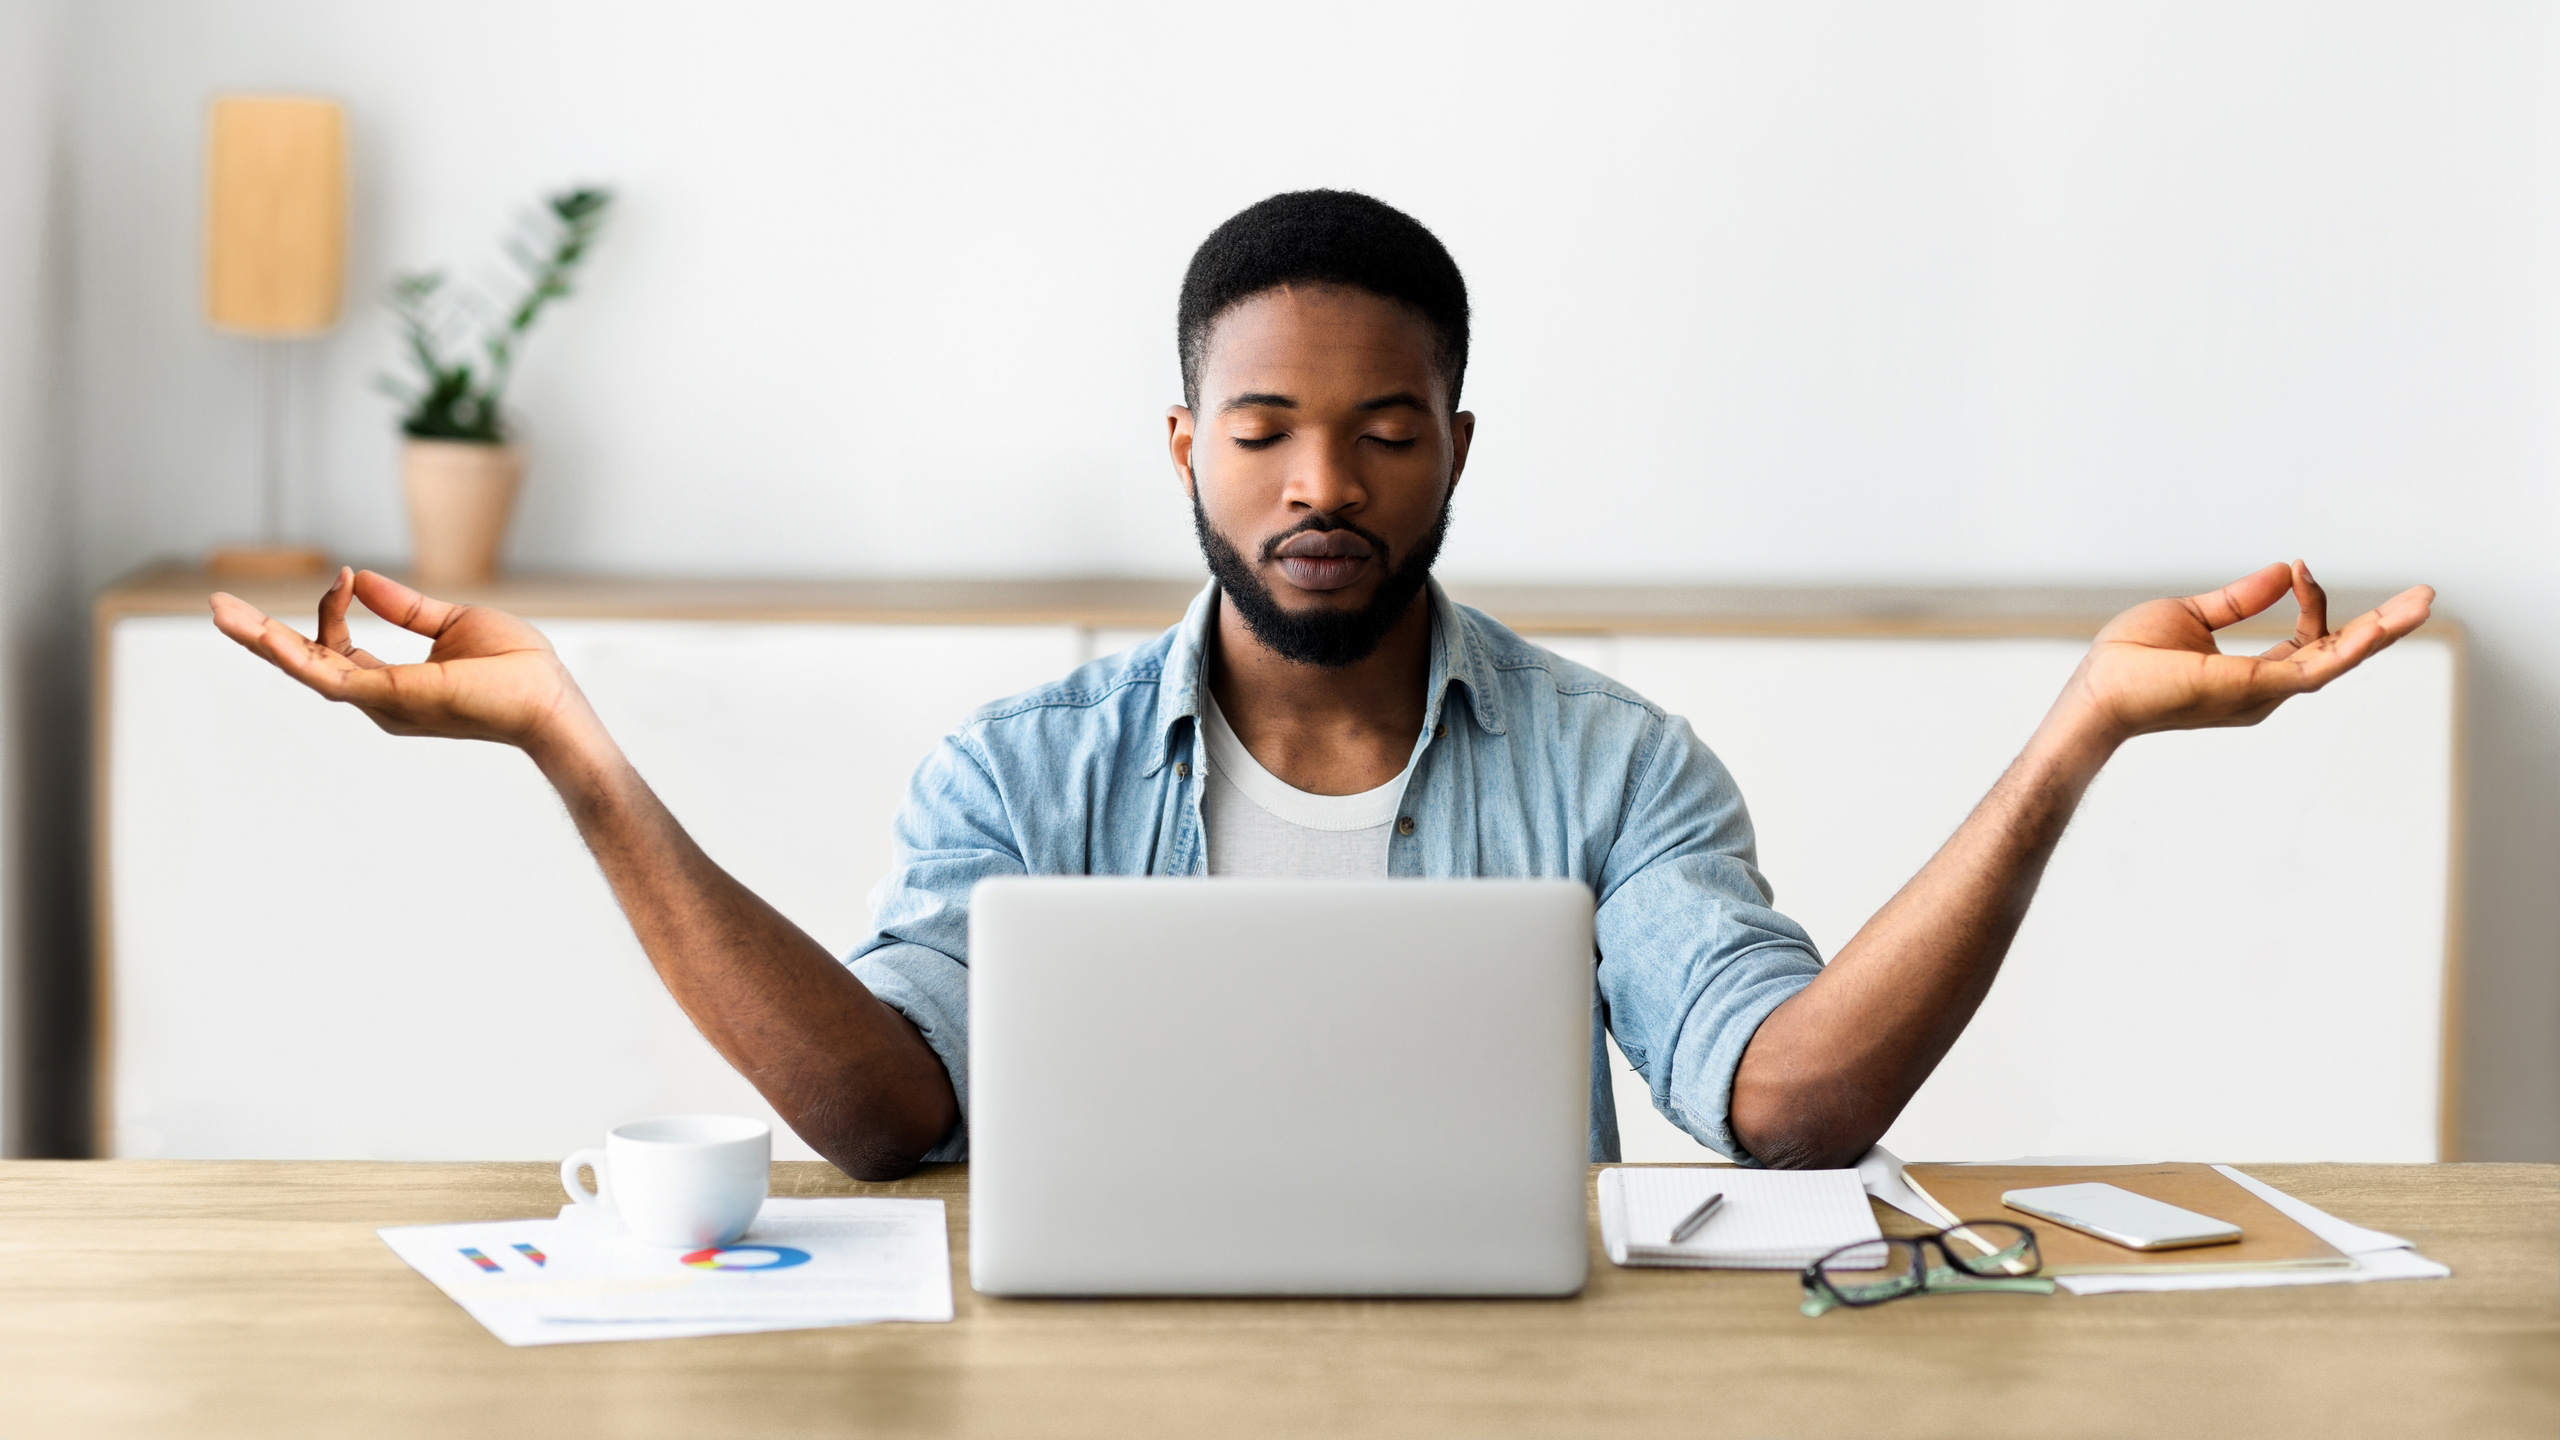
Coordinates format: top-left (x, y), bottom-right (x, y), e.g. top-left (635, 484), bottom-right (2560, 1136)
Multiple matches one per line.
top-left (2061, 560), bottom-right (2434, 746)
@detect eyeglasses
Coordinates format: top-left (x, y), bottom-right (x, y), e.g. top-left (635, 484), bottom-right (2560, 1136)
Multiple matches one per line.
top-left (1799, 1221), bottom-right (2054, 1317)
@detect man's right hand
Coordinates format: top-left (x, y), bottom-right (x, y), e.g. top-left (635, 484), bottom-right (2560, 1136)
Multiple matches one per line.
top-left (206, 565), bottom-right (960, 1178)
top-left (211, 568), bottom-right (596, 757)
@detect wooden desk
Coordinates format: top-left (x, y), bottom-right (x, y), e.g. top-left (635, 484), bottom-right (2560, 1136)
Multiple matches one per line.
top-left (2, 1162), bottom-right (2551, 1439)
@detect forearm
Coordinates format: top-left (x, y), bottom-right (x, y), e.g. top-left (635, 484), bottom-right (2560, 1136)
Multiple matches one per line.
top-left (1731, 699), bottom-right (2119, 1167)
top-left (527, 712), bottom-right (960, 1179)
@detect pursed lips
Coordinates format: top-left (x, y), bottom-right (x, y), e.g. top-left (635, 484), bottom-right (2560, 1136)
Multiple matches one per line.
top-left (1270, 530), bottom-right (1375, 592)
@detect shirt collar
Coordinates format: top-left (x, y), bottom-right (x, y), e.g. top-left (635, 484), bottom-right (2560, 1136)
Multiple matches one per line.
top-left (1148, 577), bottom-right (1503, 778)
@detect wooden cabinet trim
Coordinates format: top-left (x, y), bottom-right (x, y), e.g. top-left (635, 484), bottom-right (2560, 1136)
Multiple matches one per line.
top-left (100, 561), bottom-right (2442, 640)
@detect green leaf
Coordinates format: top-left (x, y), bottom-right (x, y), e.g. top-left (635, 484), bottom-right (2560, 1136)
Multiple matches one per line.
top-left (385, 184), bottom-right (612, 430)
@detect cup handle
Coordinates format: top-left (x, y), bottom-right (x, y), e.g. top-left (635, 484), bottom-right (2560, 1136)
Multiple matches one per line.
top-left (561, 1147), bottom-right (612, 1212)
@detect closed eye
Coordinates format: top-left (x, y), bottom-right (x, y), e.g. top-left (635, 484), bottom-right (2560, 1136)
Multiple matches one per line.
top-left (1365, 436), bottom-right (1418, 451)
top-left (1232, 433), bottom-right (1286, 450)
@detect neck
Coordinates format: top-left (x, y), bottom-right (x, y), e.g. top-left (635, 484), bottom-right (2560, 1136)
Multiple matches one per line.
top-left (1205, 586), bottom-right (1434, 797)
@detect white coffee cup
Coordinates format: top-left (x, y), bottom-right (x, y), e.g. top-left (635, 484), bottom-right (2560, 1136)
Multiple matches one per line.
top-left (561, 1115), bottom-right (771, 1248)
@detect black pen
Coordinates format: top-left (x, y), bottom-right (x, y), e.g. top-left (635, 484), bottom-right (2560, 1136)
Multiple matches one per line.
top-left (1669, 1191), bottom-right (1725, 1244)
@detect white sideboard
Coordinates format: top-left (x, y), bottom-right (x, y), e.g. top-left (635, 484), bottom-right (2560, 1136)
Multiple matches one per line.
top-left (98, 568), bottom-right (2460, 1164)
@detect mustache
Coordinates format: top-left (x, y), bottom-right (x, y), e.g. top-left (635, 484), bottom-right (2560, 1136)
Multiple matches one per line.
top-left (1256, 512), bottom-right (1393, 569)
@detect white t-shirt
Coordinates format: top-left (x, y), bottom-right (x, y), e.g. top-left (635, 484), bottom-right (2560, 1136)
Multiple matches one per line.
top-left (1200, 694), bottom-right (1413, 877)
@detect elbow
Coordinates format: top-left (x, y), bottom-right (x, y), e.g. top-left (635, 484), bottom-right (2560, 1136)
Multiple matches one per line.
top-left (1737, 1118), bottom-right (1876, 1172)
top-left (829, 1141), bottom-right (929, 1183)
top-left (793, 1028), bottom-right (964, 1183)
top-left (797, 1087), bottom-right (958, 1184)
top-left (815, 1112), bottom-right (945, 1181)
top-left (1729, 1064), bottom-right (1889, 1171)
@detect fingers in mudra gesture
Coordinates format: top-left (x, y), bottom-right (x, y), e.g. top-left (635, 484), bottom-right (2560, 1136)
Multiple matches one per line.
top-left (2069, 560), bottom-right (2436, 742)
top-left (208, 567), bottom-right (588, 750)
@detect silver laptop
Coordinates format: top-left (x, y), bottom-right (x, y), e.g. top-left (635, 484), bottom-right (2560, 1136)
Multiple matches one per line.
top-left (967, 876), bottom-right (1594, 1297)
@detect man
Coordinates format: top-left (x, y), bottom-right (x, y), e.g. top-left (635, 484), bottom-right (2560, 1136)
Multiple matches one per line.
top-left (212, 190), bottom-right (2433, 1179)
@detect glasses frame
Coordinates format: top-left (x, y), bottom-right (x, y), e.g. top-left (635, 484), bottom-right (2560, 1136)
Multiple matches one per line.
top-left (1798, 1221), bottom-right (2047, 1313)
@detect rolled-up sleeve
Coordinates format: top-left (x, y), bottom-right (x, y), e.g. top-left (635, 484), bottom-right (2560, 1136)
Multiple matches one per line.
top-left (846, 729), bottom-right (1025, 1162)
top-left (1595, 712), bottom-right (1823, 1164)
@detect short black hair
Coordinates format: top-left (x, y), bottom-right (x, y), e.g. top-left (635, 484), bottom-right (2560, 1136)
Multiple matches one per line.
top-left (1177, 189), bottom-right (1470, 412)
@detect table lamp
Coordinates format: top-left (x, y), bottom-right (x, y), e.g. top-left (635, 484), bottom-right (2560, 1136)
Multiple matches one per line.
top-left (204, 94), bottom-right (344, 577)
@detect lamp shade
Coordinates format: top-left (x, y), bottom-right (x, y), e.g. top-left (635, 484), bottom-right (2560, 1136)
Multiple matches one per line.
top-left (204, 95), bottom-right (345, 336)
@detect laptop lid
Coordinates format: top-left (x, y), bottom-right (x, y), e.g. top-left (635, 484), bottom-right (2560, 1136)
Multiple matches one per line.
top-left (967, 876), bottom-right (1594, 1297)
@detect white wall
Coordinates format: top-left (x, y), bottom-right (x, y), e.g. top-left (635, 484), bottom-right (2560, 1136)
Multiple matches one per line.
top-left (0, 0), bottom-right (78, 1156)
top-left (49, 1), bottom-right (2560, 1155)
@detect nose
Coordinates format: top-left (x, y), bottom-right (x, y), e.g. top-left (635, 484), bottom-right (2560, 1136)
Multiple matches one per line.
top-left (1278, 431), bottom-right (1367, 519)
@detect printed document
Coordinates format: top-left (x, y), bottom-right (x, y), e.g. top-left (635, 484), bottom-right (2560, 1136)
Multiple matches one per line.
top-left (379, 1196), bottom-right (954, 1346)
top-left (1850, 1148), bottom-right (2450, 1295)
top-left (2053, 1166), bottom-right (2452, 1295)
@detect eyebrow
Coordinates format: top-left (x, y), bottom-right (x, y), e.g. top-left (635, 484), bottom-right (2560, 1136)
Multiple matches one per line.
top-left (1354, 391), bottom-right (1432, 414)
top-left (1216, 390), bottom-right (1432, 415)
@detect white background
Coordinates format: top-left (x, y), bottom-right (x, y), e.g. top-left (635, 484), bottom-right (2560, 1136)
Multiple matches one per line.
top-left (1, 0), bottom-right (2552, 1156)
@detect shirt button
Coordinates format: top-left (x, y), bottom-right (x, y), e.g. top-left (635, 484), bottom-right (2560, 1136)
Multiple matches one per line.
top-left (1433, 723), bottom-right (1447, 739)
top-left (1396, 816), bottom-right (1416, 837)
top-left (1175, 761), bottom-right (1190, 778)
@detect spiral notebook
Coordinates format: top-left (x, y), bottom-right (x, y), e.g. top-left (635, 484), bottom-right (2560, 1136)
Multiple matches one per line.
top-left (1597, 1166), bottom-right (1884, 1270)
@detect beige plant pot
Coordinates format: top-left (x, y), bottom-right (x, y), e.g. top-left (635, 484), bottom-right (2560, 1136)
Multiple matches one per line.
top-left (402, 438), bottom-right (522, 586)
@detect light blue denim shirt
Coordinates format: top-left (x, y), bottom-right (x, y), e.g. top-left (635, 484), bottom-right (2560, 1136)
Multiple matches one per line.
top-left (849, 579), bottom-right (1825, 1164)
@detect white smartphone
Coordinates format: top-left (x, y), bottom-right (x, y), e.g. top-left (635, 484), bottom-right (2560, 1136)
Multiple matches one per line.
top-left (2000, 1182), bottom-right (2243, 1251)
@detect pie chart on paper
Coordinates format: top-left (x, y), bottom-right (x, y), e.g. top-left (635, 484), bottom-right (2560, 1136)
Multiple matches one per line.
top-left (681, 1245), bottom-right (813, 1271)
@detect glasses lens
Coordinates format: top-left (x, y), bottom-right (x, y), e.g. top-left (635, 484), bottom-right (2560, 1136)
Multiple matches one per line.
top-left (1814, 1239), bottom-right (1920, 1305)
top-left (1937, 1222), bottom-right (2040, 1277)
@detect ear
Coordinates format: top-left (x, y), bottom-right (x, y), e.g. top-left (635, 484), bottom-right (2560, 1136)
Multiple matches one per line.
top-left (1167, 405), bottom-right (1198, 501)
top-left (1447, 410), bottom-right (1476, 496)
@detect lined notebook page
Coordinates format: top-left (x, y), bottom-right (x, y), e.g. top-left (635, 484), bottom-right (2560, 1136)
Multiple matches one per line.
top-left (1600, 1167), bottom-right (1883, 1270)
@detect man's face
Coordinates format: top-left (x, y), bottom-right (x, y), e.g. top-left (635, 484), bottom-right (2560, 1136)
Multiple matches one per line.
top-left (1169, 284), bottom-right (1475, 666)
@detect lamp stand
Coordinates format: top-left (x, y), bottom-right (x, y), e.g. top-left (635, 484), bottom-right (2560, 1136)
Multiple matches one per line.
top-left (209, 337), bottom-right (328, 578)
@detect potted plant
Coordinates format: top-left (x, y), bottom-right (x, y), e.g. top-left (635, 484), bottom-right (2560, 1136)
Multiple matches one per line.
top-left (379, 186), bottom-right (612, 584)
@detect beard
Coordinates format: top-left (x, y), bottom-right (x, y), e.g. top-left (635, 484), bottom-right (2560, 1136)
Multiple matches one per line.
top-left (1190, 484), bottom-right (1453, 668)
